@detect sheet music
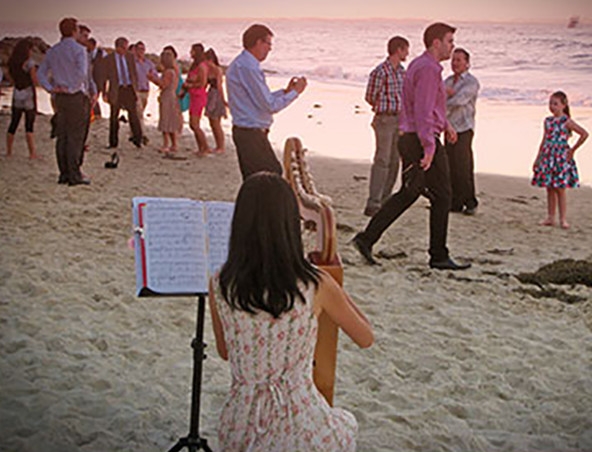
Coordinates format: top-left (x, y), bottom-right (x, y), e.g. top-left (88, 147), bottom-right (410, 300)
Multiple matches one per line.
top-left (205, 201), bottom-right (234, 276)
top-left (132, 197), bottom-right (234, 296)
top-left (144, 199), bottom-right (208, 294)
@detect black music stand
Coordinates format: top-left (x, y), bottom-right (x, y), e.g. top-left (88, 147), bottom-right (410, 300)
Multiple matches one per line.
top-left (167, 294), bottom-right (213, 452)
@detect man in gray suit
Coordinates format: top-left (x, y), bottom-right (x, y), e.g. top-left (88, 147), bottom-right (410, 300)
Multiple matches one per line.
top-left (100, 37), bottom-right (143, 148)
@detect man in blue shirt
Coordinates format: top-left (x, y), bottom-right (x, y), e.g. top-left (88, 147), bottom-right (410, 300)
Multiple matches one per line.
top-left (38, 17), bottom-right (91, 186)
top-left (226, 23), bottom-right (307, 180)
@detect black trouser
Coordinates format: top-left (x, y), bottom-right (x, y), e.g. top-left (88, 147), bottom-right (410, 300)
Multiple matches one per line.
top-left (54, 92), bottom-right (86, 184)
top-left (108, 86), bottom-right (142, 147)
top-left (445, 129), bottom-right (478, 211)
top-left (8, 107), bottom-right (36, 134)
top-left (80, 95), bottom-right (91, 167)
top-left (358, 133), bottom-right (452, 262)
top-left (232, 126), bottom-right (282, 180)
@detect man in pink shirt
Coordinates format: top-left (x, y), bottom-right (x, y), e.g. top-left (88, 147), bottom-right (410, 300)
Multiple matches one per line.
top-left (353, 22), bottom-right (470, 270)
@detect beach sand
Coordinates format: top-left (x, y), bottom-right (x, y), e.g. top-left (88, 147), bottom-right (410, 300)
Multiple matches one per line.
top-left (1, 102), bottom-right (591, 452)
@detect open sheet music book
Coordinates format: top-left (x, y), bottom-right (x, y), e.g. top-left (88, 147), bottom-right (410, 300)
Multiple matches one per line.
top-left (132, 197), bottom-right (234, 296)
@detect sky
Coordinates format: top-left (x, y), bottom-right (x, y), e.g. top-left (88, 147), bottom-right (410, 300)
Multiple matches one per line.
top-left (1, 0), bottom-right (591, 23)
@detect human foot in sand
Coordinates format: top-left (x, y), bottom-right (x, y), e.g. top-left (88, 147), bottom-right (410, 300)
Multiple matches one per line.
top-left (560, 221), bottom-right (570, 229)
top-left (540, 218), bottom-right (555, 226)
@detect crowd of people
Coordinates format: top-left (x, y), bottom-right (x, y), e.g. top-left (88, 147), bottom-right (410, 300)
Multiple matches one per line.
top-left (1, 17), bottom-right (590, 451)
top-left (3, 18), bottom-right (229, 184)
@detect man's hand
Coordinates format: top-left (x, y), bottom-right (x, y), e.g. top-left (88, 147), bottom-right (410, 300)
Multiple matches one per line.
top-left (446, 86), bottom-right (455, 97)
top-left (420, 152), bottom-right (434, 171)
top-left (445, 125), bottom-right (458, 144)
top-left (287, 76), bottom-right (307, 94)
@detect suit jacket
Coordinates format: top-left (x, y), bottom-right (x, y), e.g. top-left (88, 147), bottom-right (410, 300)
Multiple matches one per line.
top-left (100, 51), bottom-right (139, 105)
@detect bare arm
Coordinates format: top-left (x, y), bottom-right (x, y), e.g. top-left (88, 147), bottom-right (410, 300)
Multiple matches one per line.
top-left (533, 127), bottom-right (546, 170)
top-left (30, 65), bottom-right (39, 87)
top-left (217, 67), bottom-right (228, 105)
top-left (566, 118), bottom-right (589, 159)
top-left (208, 278), bottom-right (228, 360)
top-left (314, 271), bottom-right (374, 348)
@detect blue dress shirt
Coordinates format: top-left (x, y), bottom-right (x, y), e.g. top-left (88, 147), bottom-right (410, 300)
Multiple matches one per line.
top-left (226, 50), bottom-right (298, 129)
top-left (38, 37), bottom-right (89, 95)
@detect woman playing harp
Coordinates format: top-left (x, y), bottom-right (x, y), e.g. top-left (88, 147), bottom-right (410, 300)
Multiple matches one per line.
top-left (208, 172), bottom-right (373, 451)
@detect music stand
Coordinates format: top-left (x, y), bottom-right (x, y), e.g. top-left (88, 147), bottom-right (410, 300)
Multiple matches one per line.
top-left (167, 294), bottom-right (213, 452)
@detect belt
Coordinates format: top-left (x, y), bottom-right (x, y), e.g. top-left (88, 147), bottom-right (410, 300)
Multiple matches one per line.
top-left (376, 111), bottom-right (398, 116)
top-left (137, 90), bottom-right (149, 93)
top-left (233, 125), bottom-right (270, 134)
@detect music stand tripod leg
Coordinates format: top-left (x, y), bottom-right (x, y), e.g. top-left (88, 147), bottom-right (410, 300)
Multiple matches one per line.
top-left (167, 295), bottom-right (213, 452)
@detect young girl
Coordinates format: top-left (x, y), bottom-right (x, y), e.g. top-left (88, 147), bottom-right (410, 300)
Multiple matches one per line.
top-left (532, 91), bottom-right (588, 229)
top-left (209, 172), bottom-right (373, 452)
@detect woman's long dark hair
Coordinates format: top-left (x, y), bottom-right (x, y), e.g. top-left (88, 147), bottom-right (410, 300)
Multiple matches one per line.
top-left (205, 48), bottom-right (219, 67)
top-left (189, 43), bottom-right (205, 72)
top-left (8, 38), bottom-right (33, 83)
top-left (219, 172), bottom-right (320, 318)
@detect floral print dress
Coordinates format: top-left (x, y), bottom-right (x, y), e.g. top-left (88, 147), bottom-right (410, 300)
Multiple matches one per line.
top-left (532, 115), bottom-right (579, 188)
top-left (214, 283), bottom-right (357, 452)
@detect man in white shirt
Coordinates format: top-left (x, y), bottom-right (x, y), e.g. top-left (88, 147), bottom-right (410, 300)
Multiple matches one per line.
top-left (444, 48), bottom-right (480, 215)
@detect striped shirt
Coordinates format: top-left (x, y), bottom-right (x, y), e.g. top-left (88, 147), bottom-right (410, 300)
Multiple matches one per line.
top-left (38, 37), bottom-right (89, 95)
top-left (444, 71), bottom-right (480, 133)
top-left (365, 58), bottom-right (405, 114)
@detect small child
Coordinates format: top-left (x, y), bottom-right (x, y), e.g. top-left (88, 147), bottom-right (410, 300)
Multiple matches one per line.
top-left (532, 91), bottom-right (588, 229)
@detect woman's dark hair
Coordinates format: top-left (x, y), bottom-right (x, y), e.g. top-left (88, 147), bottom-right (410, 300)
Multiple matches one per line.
top-left (8, 39), bottom-right (33, 86)
top-left (219, 172), bottom-right (320, 318)
top-left (552, 91), bottom-right (571, 118)
top-left (190, 43), bottom-right (205, 71)
top-left (205, 48), bottom-right (219, 66)
top-left (163, 45), bottom-right (178, 58)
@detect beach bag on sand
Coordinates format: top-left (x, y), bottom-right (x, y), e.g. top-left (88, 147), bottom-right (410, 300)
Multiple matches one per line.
top-left (177, 76), bottom-right (190, 113)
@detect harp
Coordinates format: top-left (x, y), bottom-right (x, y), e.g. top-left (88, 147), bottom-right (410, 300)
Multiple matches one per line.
top-left (283, 137), bottom-right (341, 406)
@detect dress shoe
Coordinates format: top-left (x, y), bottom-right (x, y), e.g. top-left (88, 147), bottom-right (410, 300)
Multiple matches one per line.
top-left (57, 176), bottom-right (68, 184)
top-left (429, 258), bottom-right (471, 271)
top-left (68, 177), bottom-right (91, 187)
top-left (352, 234), bottom-right (380, 265)
top-left (142, 136), bottom-right (149, 145)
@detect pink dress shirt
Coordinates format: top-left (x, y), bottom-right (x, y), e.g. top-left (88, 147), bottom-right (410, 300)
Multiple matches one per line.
top-left (399, 51), bottom-right (448, 157)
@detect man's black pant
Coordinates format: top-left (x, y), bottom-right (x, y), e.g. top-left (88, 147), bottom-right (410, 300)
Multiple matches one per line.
top-left (109, 86), bottom-right (142, 148)
top-left (446, 129), bottom-right (478, 211)
top-left (80, 95), bottom-right (91, 167)
top-left (54, 92), bottom-right (87, 184)
top-left (357, 133), bottom-right (452, 263)
top-left (232, 126), bottom-right (282, 180)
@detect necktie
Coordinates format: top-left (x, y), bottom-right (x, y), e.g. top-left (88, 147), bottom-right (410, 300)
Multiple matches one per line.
top-left (118, 54), bottom-right (130, 86)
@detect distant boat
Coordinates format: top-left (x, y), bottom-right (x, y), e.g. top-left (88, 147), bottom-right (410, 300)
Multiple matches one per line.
top-left (567, 16), bottom-right (579, 28)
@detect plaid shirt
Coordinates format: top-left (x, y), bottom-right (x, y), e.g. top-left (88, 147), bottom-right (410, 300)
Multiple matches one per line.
top-left (365, 58), bottom-right (405, 114)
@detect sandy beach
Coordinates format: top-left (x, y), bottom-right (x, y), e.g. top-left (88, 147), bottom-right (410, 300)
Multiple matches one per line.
top-left (1, 93), bottom-right (591, 452)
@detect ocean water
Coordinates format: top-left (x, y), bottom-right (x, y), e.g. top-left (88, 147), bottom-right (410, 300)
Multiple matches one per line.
top-left (2, 18), bottom-right (591, 184)
top-left (2, 18), bottom-right (592, 106)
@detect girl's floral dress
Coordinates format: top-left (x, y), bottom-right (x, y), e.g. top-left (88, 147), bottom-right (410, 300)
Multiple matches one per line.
top-left (532, 115), bottom-right (579, 188)
top-left (215, 283), bottom-right (357, 452)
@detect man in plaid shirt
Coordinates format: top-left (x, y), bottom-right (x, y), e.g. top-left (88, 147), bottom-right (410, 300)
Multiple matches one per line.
top-left (363, 36), bottom-right (409, 217)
